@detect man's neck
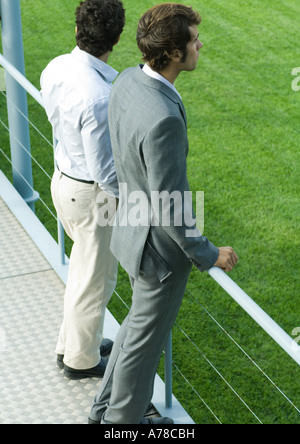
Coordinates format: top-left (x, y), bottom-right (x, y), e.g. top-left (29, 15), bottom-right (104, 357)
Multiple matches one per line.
top-left (98, 51), bottom-right (111, 64)
top-left (158, 63), bottom-right (181, 85)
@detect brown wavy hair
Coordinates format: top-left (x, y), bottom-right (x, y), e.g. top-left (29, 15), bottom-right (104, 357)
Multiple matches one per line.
top-left (75, 0), bottom-right (125, 58)
top-left (136, 3), bottom-right (201, 72)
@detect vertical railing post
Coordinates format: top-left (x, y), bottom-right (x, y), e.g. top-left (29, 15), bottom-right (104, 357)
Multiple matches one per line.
top-left (0, 0), bottom-right (39, 211)
top-left (165, 331), bottom-right (173, 408)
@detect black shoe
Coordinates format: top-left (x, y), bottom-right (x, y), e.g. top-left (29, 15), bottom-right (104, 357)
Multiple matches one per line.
top-left (87, 416), bottom-right (174, 425)
top-left (57, 354), bottom-right (64, 370)
top-left (100, 338), bottom-right (114, 357)
top-left (88, 417), bottom-right (101, 424)
top-left (64, 357), bottom-right (108, 380)
top-left (57, 338), bottom-right (113, 370)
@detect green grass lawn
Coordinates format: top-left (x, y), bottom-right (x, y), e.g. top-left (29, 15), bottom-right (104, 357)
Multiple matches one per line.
top-left (0, 0), bottom-right (299, 424)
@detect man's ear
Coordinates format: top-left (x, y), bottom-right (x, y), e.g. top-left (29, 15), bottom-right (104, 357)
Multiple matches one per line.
top-left (171, 49), bottom-right (183, 63)
top-left (113, 35), bottom-right (121, 46)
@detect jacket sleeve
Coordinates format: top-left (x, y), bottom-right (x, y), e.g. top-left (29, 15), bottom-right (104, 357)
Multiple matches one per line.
top-left (142, 114), bottom-right (219, 271)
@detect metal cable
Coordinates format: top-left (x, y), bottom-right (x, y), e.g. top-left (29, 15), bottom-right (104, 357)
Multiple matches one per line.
top-left (0, 90), bottom-right (53, 150)
top-left (0, 145), bottom-right (57, 221)
top-left (186, 288), bottom-right (300, 415)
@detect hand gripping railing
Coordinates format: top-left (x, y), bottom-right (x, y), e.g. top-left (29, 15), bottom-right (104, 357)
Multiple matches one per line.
top-left (1, 53), bottom-right (299, 418)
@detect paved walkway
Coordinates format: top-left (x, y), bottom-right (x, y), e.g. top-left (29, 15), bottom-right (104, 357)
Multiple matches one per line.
top-left (0, 197), bottom-right (106, 424)
top-left (0, 170), bottom-right (194, 424)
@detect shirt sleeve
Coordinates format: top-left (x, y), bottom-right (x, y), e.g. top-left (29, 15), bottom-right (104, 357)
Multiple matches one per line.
top-left (81, 98), bottom-right (119, 197)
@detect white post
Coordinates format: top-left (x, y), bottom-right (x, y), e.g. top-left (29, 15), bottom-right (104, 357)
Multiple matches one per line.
top-left (0, 0), bottom-right (39, 211)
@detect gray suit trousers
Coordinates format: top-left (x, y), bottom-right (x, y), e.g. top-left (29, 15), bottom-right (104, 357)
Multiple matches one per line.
top-left (90, 228), bottom-right (193, 424)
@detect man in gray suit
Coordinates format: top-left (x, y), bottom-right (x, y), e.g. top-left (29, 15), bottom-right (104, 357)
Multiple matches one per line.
top-left (89, 3), bottom-right (238, 424)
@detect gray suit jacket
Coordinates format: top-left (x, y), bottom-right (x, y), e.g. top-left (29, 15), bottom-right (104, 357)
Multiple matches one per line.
top-left (109, 65), bottom-right (219, 280)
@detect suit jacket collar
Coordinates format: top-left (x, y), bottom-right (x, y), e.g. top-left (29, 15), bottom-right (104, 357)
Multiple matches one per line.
top-left (136, 65), bottom-right (187, 127)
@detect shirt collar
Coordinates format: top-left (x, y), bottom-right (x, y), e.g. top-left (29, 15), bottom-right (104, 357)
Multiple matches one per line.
top-left (71, 46), bottom-right (118, 84)
top-left (142, 63), bottom-right (182, 100)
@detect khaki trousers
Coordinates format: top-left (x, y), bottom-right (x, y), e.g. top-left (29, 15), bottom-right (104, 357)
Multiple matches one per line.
top-left (51, 170), bottom-right (118, 369)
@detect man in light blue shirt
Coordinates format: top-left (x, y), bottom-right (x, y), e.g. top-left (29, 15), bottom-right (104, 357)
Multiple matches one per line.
top-left (40, 0), bottom-right (125, 379)
top-left (41, 45), bottom-right (119, 198)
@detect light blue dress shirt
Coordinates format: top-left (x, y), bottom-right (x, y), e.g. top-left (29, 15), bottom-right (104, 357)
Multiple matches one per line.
top-left (41, 46), bottom-right (119, 197)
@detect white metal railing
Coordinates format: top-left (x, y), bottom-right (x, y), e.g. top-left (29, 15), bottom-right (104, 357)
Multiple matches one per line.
top-left (208, 267), bottom-right (300, 366)
top-left (0, 53), bottom-right (43, 106)
top-left (1, 52), bottom-right (300, 423)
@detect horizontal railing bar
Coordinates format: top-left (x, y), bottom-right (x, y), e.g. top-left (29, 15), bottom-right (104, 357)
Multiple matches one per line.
top-left (0, 53), bottom-right (43, 107)
top-left (208, 267), bottom-right (300, 366)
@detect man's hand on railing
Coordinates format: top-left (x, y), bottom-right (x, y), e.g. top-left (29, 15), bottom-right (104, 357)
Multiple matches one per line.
top-left (214, 246), bottom-right (239, 272)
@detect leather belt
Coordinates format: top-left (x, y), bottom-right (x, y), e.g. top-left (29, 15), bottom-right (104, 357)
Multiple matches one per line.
top-left (57, 166), bottom-right (95, 185)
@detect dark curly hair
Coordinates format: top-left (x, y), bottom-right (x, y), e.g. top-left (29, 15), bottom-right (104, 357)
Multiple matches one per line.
top-left (137, 3), bottom-right (201, 72)
top-left (75, 0), bottom-right (125, 58)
